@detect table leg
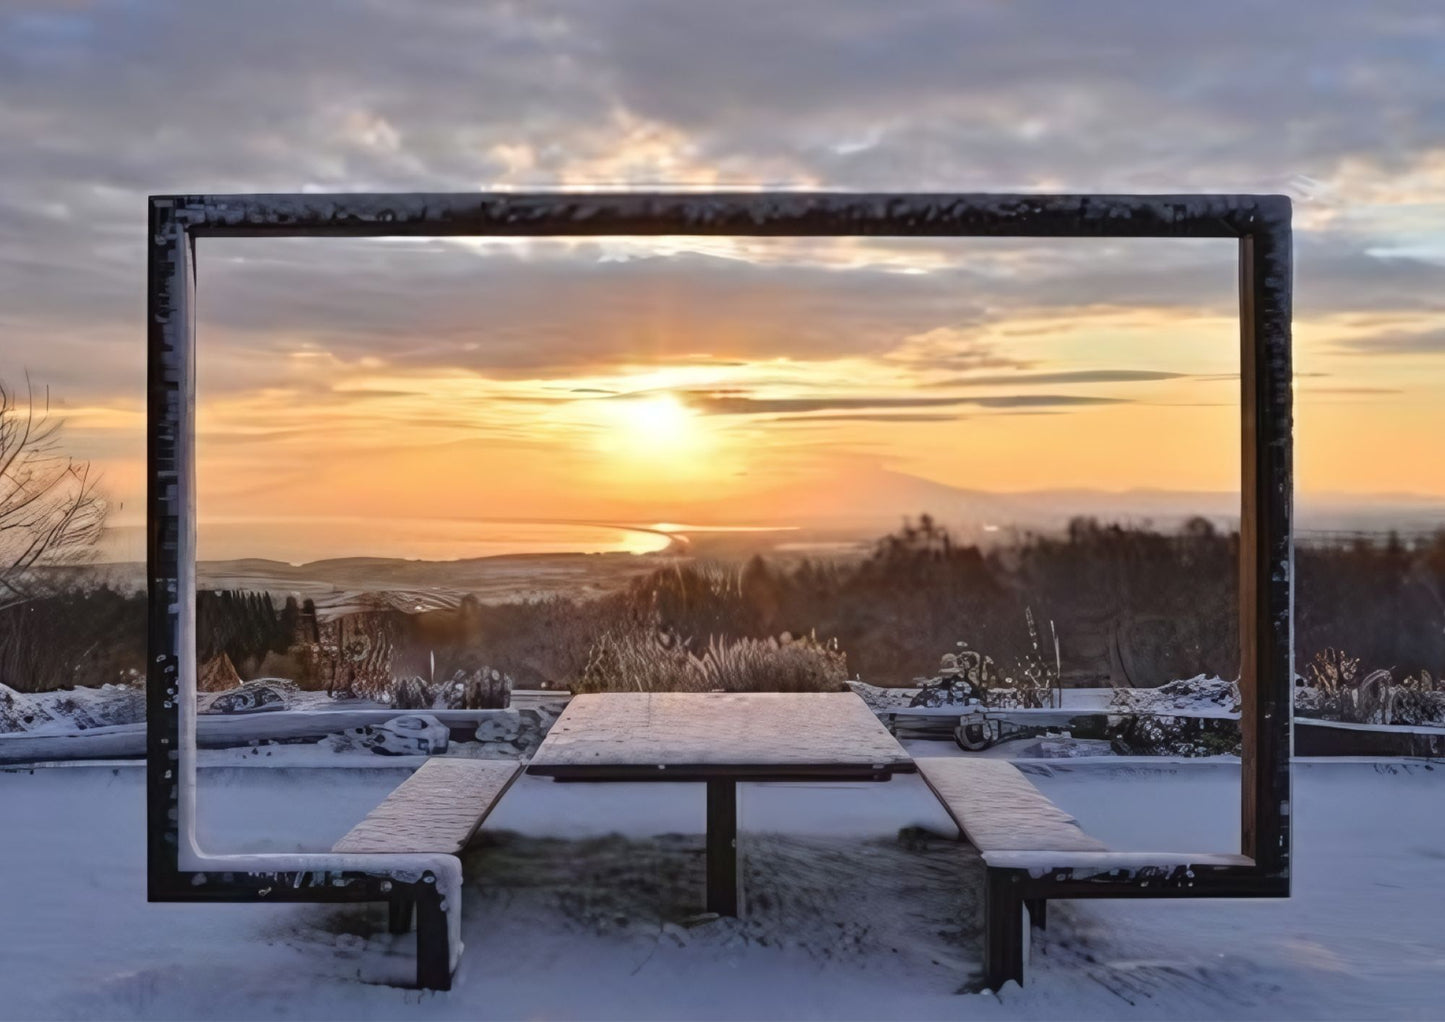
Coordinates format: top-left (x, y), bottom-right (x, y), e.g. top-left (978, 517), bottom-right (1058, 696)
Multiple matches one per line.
top-left (706, 779), bottom-right (739, 916)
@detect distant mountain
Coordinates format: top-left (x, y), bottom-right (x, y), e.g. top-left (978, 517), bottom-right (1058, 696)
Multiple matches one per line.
top-left (652, 464), bottom-right (1219, 533)
top-left (88, 474), bottom-right (1445, 577)
top-left (658, 465), bottom-right (1445, 538)
top-left (671, 465), bottom-right (1013, 531)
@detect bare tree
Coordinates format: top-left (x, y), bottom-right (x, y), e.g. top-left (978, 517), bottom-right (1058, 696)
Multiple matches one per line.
top-left (0, 379), bottom-right (107, 608)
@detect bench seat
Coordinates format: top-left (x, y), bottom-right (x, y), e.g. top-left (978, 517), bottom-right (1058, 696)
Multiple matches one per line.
top-left (333, 758), bottom-right (521, 855)
top-left (915, 757), bottom-right (1107, 857)
top-left (913, 755), bottom-right (1257, 991)
top-left (331, 757), bottom-right (522, 990)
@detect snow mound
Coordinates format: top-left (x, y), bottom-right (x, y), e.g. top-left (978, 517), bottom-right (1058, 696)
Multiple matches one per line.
top-left (1108, 675), bottom-right (1240, 715)
top-left (845, 680), bottom-right (917, 712)
top-left (0, 682), bottom-right (145, 734)
top-left (198, 678), bottom-right (301, 714)
top-left (1103, 677), bottom-right (1243, 757)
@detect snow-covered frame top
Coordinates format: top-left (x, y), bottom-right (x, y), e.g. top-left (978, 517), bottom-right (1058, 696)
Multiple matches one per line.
top-left (146, 192), bottom-right (1293, 903)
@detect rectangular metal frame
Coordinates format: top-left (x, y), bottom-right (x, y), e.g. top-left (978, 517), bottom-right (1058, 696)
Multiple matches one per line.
top-left (147, 192), bottom-right (1292, 905)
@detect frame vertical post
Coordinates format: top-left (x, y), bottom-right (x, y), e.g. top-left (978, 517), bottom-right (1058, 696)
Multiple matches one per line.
top-left (1237, 203), bottom-right (1294, 884)
top-left (146, 197), bottom-right (196, 894)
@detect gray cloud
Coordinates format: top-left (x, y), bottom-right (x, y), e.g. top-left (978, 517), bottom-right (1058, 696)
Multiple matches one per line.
top-left (679, 391), bottom-right (1125, 415)
top-left (1303, 386), bottom-right (1404, 395)
top-left (929, 369), bottom-right (1186, 388)
top-left (194, 246), bottom-right (1001, 378)
top-left (767, 413), bottom-right (962, 424)
top-left (588, 1), bottom-right (1445, 191)
top-left (1335, 327), bottom-right (1445, 356)
top-left (971, 395), bottom-right (1125, 409)
top-left (2, 0), bottom-right (1444, 402)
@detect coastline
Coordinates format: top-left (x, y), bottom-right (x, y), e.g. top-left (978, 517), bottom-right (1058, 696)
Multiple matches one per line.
top-left (92, 516), bottom-right (687, 565)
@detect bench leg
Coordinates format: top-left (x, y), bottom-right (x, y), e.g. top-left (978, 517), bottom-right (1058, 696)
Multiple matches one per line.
top-left (388, 893), bottom-right (415, 934)
top-left (414, 878), bottom-right (452, 991)
top-left (1025, 897), bottom-right (1047, 932)
top-left (984, 869), bottom-right (1026, 990)
top-left (706, 779), bottom-right (740, 917)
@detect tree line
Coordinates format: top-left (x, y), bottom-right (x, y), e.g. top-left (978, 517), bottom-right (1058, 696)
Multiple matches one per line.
top-left (3, 516), bottom-right (1442, 694)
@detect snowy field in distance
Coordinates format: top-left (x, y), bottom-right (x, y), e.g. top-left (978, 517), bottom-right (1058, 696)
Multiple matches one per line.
top-left (0, 757), bottom-right (1440, 1020)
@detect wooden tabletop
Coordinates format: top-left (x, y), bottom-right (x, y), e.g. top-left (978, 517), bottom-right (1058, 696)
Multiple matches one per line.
top-left (527, 691), bottom-right (915, 781)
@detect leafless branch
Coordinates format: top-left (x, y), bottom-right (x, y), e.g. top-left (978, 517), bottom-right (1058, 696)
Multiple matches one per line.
top-left (0, 378), bottom-right (108, 609)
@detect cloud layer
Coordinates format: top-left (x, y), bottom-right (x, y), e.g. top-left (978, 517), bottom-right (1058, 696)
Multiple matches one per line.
top-left (2, 1), bottom-right (1444, 509)
top-left (3, 1), bottom-right (1444, 390)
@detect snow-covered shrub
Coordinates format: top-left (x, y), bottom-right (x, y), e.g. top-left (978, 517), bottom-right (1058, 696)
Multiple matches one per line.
top-left (0, 680), bottom-right (146, 732)
top-left (696, 633), bottom-right (847, 693)
top-left (993, 607), bottom-right (1061, 709)
top-left (575, 627), bottom-right (846, 693)
top-left (576, 627), bottom-right (695, 693)
top-left (0, 683), bottom-right (48, 732)
top-left (439, 666), bottom-right (512, 709)
top-left (845, 680), bottom-right (918, 713)
top-left (387, 675), bottom-right (434, 709)
top-left (1109, 675), bottom-right (1240, 714)
top-left (907, 649), bottom-right (992, 708)
top-left (1108, 713), bottom-right (1241, 757)
top-left (909, 608), bottom-right (1061, 709)
top-left (1296, 649), bottom-right (1445, 726)
top-left (1100, 676), bottom-right (1243, 756)
top-left (1387, 670), bottom-right (1445, 725)
top-left (198, 678), bottom-right (297, 714)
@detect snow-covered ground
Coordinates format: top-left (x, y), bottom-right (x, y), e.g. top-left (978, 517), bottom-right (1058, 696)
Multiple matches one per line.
top-left (1, 755), bottom-right (1441, 1020)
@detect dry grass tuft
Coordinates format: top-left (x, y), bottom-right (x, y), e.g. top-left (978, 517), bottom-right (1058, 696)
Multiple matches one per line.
top-left (575, 625), bottom-right (847, 694)
top-left (1297, 648), bottom-right (1445, 725)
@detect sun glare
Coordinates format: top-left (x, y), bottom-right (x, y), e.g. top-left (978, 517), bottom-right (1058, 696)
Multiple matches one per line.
top-left (623, 394), bottom-right (690, 437)
top-left (581, 390), bottom-right (746, 498)
top-left (608, 393), bottom-right (698, 456)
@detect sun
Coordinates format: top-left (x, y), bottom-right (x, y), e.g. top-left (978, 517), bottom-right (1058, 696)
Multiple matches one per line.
top-left (608, 393), bottom-right (699, 457)
top-left (621, 393), bottom-right (691, 438)
top-left (580, 388), bottom-right (747, 501)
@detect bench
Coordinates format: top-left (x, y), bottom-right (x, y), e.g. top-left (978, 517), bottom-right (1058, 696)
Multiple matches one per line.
top-left (332, 758), bottom-right (522, 989)
top-left (914, 757), bottom-right (1252, 990)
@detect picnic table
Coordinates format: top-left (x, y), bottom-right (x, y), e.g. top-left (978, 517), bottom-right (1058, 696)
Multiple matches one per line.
top-left (526, 691), bottom-right (916, 915)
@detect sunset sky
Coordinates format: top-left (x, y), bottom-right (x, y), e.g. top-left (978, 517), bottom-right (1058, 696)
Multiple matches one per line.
top-left (2, 2), bottom-right (1444, 556)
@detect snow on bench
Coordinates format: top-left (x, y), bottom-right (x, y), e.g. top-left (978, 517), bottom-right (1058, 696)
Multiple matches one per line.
top-left (325, 758), bottom-right (521, 990)
top-left (914, 757), bottom-right (1252, 872)
top-left (333, 758), bottom-right (521, 855)
top-left (914, 755), bottom-right (1255, 991)
top-left (914, 757), bottom-right (1108, 861)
